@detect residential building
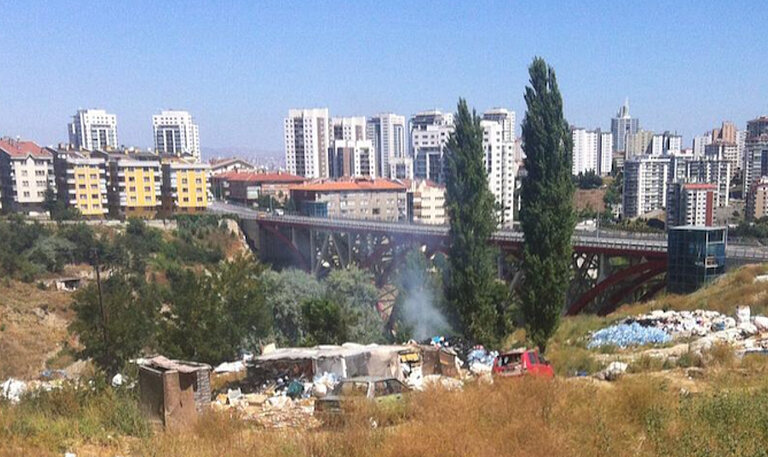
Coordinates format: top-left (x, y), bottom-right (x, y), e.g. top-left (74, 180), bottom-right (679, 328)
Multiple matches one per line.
top-left (388, 156), bottom-right (414, 180)
top-left (289, 178), bottom-right (407, 222)
top-left (666, 182), bottom-right (715, 228)
top-left (712, 121), bottom-right (737, 144)
top-left (160, 160), bottom-right (211, 215)
top-left (410, 110), bottom-right (454, 183)
top-left (329, 139), bottom-right (376, 179)
top-left (742, 116), bottom-right (768, 197)
top-left (284, 108), bottom-right (331, 179)
top-left (673, 157), bottom-right (731, 208)
top-left (747, 176), bottom-right (768, 220)
top-left (50, 147), bottom-right (108, 217)
top-left (367, 113), bottom-right (407, 179)
top-left (0, 138), bottom-right (55, 213)
top-left (704, 142), bottom-right (738, 169)
top-left (736, 130), bottom-right (747, 171)
top-left (152, 110), bottom-right (201, 162)
top-left (68, 109), bottom-right (118, 150)
top-left (211, 171), bottom-right (305, 204)
top-left (209, 158), bottom-right (256, 175)
top-left (405, 179), bottom-right (446, 225)
top-left (610, 99), bottom-right (640, 153)
top-left (482, 109), bottom-right (518, 228)
top-left (622, 155), bottom-right (671, 218)
top-left (331, 116), bottom-right (367, 141)
top-left (625, 130), bottom-right (655, 158)
top-left (94, 150), bottom-right (162, 218)
top-left (692, 133), bottom-right (713, 157)
top-left (571, 128), bottom-right (613, 176)
top-left (651, 132), bottom-right (682, 156)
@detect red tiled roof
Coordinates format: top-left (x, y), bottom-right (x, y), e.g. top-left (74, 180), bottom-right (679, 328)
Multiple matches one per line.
top-left (290, 178), bottom-right (407, 192)
top-left (215, 171), bottom-right (305, 183)
top-left (0, 138), bottom-right (50, 158)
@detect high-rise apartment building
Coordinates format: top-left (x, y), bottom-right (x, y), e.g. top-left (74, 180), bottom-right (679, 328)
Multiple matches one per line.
top-left (704, 142), bottom-right (738, 169)
top-left (410, 110), bottom-right (454, 183)
top-left (666, 182), bottom-right (715, 227)
top-left (152, 110), bottom-right (201, 162)
top-left (329, 139), bottom-right (376, 179)
top-left (284, 108), bottom-right (331, 179)
top-left (622, 155), bottom-right (671, 218)
top-left (610, 99), bottom-right (639, 153)
top-left (747, 176), bottom-right (768, 220)
top-left (675, 157), bottom-right (731, 208)
top-left (625, 130), bottom-right (655, 158)
top-left (481, 108), bottom-right (518, 228)
top-left (367, 114), bottom-right (406, 179)
top-left (331, 117), bottom-right (367, 142)
top-left (68, 109), bottom-right (118, 150)
top-left (742, 116), bottom-right (768, 197)
top-left (692, 133), bottom-right (713, 157)
top-left (571, 128), bottom-right (613, 176)
top-left (651, 132), bottom-right (682, 156)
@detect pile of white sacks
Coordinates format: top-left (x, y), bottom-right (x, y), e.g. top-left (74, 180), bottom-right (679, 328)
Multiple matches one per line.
top-left (625, 306), bottom-right (768, 352)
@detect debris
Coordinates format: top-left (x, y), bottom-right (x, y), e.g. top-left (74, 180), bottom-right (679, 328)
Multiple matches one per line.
top-left (111, 373), bottom-right (123, 387)
top-left (588, 322), bottom-right (671, 348)
top-left (227, 388), bottom-right (243, 405)
top-left (64, 453), bottom-right (76, 457)
top-left (737, 306), bottom-right (751, 325)
top-left (1, 378), bottom-right (27, 403)
top-left (312, 372), bottom-right (340, 397)
top-left (754, 316), bottom-right (768, 332)
top-left (465, 347), bottom-right (498, 374)
top-left (594, 361), bottom-right (628, 381)
top-left (419, 374), bottom-right (463, 391)
top-left (214, 361), bottom-right (245, 373)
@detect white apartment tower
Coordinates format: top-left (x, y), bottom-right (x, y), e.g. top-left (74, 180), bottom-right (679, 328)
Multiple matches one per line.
top-left (481, 108), bottom-right (518, 228)
top-left (571, 128), bottom-right (613, 176)
top-left (622, 155), bottom-right (672, 218)
top-left (284, 108), bottom-right (331, 179)
top-left (366, 113), bottom-right (406, 179)
top-left (68, 109), bottom-right (118, 150)
top-left (152, 110), bottom-right (201, 162)
top-left (410, 110), bottom-right (454, 183)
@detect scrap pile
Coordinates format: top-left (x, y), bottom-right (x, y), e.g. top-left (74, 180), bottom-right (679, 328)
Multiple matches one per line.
top-left (213, 387), bottom-right (320, 429)
top-left (588, 307), bottom-right (768, 351)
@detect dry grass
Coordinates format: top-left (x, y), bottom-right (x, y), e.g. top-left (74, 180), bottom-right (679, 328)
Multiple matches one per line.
top-left (0, 280), bottom-right (74, 379)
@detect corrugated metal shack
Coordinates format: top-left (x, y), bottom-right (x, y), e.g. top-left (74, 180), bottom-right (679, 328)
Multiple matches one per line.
top-left (138, 356), bottom-right (212, 429)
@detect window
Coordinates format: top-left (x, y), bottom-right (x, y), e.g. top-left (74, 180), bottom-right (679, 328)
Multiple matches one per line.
top-left (22, 180), bottom-right (29, 187)
top-left (128, 176), bottom-right (135, 182)
top-left (386, 380), bottom-right (403, 394)
top-left (144, 176), bottom-right (150, 183)
top-left (129, 186), bottom-right (136, 192)
top-left (195, 178), bottom-right (202, 184)
top-left (197, 197), bottom-right (203, 202)
top-left (20, 170), bottom-right (28, 177)
top-left (183, 197), bottom-right (189, 202)
top-left (77, 173), bottom-right (86, 179)
top-left (374, 381), bottom-right (389, 396)
top-left (144, 196), bottom-right (152, 202)
top-left (37, 180), bottom-right (46, 187)
top-left (144, 186), bottom-right (151, 192)
top-left (91, 184), bottom-right (98, 189)
top-left (181, 178), bottom-right (188, 184)
top-left (23, 191), bottom-right (30, 197)
top-left (90, 174), bottom-right (97, 180)
top-left (92, 194), bottom-right (99, 199)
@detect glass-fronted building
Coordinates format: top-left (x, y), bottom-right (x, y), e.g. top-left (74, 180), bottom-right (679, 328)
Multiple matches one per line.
top-left (667, 226), bottom-right (726, 294)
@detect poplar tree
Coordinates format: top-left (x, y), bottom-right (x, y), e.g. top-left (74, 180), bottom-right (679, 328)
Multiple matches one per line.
top-left (444, 98), bottom-right (500, 346)
top-left (519, 58), bottom-right (576, 351)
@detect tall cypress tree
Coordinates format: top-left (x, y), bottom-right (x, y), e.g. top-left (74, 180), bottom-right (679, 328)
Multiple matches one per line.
top-left (444, 98), bottom-right (500, 346)
top-left (519, 58), bottom-right (575, 351)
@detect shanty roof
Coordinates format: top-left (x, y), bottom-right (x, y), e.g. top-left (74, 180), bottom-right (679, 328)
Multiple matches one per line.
top-left (215, 171), bottom-right (305, 183)
top-left (0, 138), bottom-right (51, 159)
top-left (255, 343), bottom-right (414, 362)
top-left (290, 178), bottom-right (407, 192)
top-left (140, 355), bottom-right (211, 373)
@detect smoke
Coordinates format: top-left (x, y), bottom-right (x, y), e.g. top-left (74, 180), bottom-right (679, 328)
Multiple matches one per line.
top-left (397, 256), bottom-right (451, 340)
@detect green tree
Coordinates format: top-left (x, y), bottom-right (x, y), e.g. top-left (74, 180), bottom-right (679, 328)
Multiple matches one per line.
top-left (519, 57), bottom-right (576, 351)
top-left (323, 266), bottom-right (384, 343)
top-left (69, 272), bottom-right (161, 375)
top-left (443, 98), bottom-right (501, 346)
top-left (301, 298), bottom-right (349, 345)
top-left (159, 256), bottom-right (271, 364)
top-left (574, 170), bottom-right (603, 189)
top-left (262, 269), bottom-right (324, 345)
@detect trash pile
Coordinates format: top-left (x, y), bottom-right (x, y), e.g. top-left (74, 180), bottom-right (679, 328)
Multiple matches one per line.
top-left (213, 387), bottom-right (320, 429)
top-left (465, 347), bottom-right (499, 374)
top-left (588, 306), bottom-right (768, 351)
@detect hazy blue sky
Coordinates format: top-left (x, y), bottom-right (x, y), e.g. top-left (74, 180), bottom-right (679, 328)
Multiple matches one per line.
top-left (1, 1), bottom-right (766, 155)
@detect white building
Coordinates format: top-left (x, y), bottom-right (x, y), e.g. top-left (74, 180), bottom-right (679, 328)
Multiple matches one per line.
top-left (692, 133), bottom-right (713, 157)
top-left (704, 142), bottom-right (738, 169)
top-left (152, 110), bottom-right (201, 162)
top-left (610, 99), bottom-right (640, 153)
top-left (389, 156), bottom-right (414, 180)
top-left (329, 139), bottom-right (376, 178)
top-left (622, 155), bottom-right (671, 218)
top-left (571, 128), bottom-right (613, 176)
top-left (482, 108), bottom-right (518, 228)
top-left (625, 130), bottom-right (655, 158)
top-left (0, 138), bottom-right (55, 213)
top-left (742, 116), bottom-right (768, 197)
top-left (410, 110), bottom-right (454, 183)
top-left (671, 156), bottom-right (731, 208)
top-left (367, 113), bottom-right (406, 179)
top-left (331, 116), bottom-right (367, 142)
top-left (666, 182), bottom-right (715, 227)
top-left (68, 109), bottom-right (118, 150)
top-left (406, 179), bottom-right (446, 225)
top-left (651, 132), bottom-right (682, 156)
top-left (284, 108), bottom-right (331, 179)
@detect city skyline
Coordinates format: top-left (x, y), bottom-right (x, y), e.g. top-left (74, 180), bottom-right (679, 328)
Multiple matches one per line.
top-left (1, 1), bottom-right (767, 154)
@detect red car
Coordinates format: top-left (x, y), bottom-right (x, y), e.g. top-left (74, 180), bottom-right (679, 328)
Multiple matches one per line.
top-left (492, 349), bottom-right (554, 378)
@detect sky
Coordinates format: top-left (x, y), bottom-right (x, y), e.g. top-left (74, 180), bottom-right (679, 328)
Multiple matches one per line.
top-left (1, 0), bottom-right (767, 157)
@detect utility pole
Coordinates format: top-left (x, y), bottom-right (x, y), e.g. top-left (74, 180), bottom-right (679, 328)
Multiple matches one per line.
top-left (92, 248), bottom-right (110, 371)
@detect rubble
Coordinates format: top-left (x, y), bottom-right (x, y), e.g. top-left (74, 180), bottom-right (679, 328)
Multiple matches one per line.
top-left (1, 378), bottom-right (27, 403)
top-left (588, 322), bottom-right (671, 348)
top-left (594, 361), bottom-right (628, 381)
top-left (465, 347), bottom-right (498, 374)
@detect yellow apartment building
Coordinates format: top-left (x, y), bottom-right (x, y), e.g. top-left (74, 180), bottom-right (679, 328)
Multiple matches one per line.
top-left (96, 151), bottom-right (162, 218)
top-left (161, 160), bottom-right (211, 215)
top-left (51, 148), bottom-right (108, 217)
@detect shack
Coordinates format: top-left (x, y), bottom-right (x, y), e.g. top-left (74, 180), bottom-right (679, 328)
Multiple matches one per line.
top-left (138, 356), bottom-right (212, 429)
top-left (248, 343), bottom-right (415, 388)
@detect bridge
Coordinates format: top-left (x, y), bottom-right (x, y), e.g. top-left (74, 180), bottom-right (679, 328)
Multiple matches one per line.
top-left (212, 202), bottom-right (768, 315)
